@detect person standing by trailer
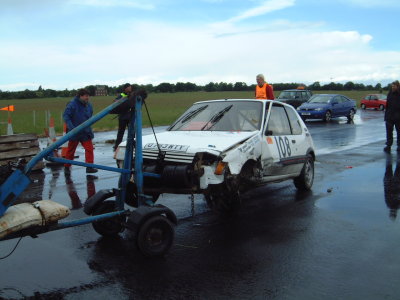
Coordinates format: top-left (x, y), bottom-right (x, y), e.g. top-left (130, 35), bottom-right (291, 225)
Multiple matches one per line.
top-left (255, 74), bottom-right (275, 100)
top-left (113, 83), bottom-right (133, 151)
top-left (63, 88), bottom-right (98, 174)
top-left (384, 80), bottom-right (400, 153)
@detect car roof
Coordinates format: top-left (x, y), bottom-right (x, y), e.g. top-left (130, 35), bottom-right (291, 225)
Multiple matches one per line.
top-left (194, 98), bottom-right (266, 104)
top-left (193, 98), bottom-right (293, 106)
top-left (367, 93), bottom-right (386, 97)
top-left (281, 89), bottom-right (311, 92)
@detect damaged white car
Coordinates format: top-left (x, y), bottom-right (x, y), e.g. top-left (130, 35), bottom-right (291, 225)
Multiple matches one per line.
top-left (115, 99), bottom-right (316, 211)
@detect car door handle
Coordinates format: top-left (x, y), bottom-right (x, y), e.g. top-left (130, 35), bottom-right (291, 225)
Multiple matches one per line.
top-left (291, 140), bottom-right (296, 143)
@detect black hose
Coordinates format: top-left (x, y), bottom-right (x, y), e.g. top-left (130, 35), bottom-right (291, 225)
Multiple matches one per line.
top-left (0, 237), bottom-right (23, 260)
top-left (143, 100), bottom-right (162, 154)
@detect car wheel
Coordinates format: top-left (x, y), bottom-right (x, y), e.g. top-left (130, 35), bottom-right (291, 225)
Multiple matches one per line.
top-left (137, 215), bottom-right (175, 257)
top-left (361, 104), bottom-right (366, 110)
top-left (293, 155), bottom-right (314, 191)
top-left (205, 186), bottom-right (241, 213)
top-left (204, 170), bottom-right (241, 213)
top-left (323, 111), bottom-right (332, 122)
top-left (91, 201), bottom-right (125, 237)
top-left (379, 104), bottom-right (384, 111)
top-left (347, 109), bottom-right (355, 121)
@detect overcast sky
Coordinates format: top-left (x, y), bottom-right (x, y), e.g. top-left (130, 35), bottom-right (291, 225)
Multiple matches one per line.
top-left (1, 0), bottom-right (399, 91)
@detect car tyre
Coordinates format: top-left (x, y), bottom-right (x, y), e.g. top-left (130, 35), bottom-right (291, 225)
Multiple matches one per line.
top-left (137, 215), bottom-right (175, 257)
top-left (323, 110), bottom-right (332, 122)
top-left (294, 155), bottom-right (314, 191)
top-left (92, 201), bottom-right (125, 237)
top-left (361, 104), bottom-right (366, 110)
top-left (347, 109), bottom-right (355, 121)
top-left (379, 104), bottom-right (384, 111)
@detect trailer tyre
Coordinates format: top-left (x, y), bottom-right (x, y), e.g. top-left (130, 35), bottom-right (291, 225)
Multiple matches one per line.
top-left (92, 201), bottom-right (124, 237)
top-left (137, 215), bottom-right (175, 257)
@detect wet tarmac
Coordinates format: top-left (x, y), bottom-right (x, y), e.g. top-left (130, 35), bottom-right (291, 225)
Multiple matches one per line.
top-left (1, 110), bottom-right (400, 300)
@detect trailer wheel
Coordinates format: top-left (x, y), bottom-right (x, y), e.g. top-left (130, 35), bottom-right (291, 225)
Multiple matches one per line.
top-left (92, 201), bottom-right (124, 237)
top-left (137, 215), bottom-right (175, 257)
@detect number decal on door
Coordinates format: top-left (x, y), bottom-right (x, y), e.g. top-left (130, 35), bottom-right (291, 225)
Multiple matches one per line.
top-left (274, 136), bottom-right (291, 158)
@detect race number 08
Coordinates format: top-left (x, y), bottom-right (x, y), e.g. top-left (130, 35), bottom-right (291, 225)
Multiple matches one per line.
top-left (274, 136), bottom-right (291, 158)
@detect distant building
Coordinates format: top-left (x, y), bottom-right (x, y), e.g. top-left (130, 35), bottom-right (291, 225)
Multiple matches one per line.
top-left (95, 85), bottom-right (107, 96)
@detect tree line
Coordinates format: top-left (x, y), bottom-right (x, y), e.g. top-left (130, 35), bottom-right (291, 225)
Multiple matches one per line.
top-left (0, 81), bottom-right (388, 100)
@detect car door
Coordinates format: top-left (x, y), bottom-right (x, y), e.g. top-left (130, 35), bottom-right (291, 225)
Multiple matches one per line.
top-left (283, 105), bottom-right (310, 174)
top-left (365, 95), bottom-right (371, 108)
top-left (341, 96), bottom-right (354, 116)
top-left (330, 96), bottom-right (342, 117)
top-left (370, 95), bottom-right (379, 109)
top-left (262, 103), bottom-right (303, 177)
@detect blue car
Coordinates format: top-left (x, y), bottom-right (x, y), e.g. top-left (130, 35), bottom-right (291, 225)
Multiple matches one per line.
top-left (297, 94), bottom-right (357, 122)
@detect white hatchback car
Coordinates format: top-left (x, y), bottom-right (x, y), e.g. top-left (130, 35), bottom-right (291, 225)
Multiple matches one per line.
top-left (115, 99), bottom-right (316, 211)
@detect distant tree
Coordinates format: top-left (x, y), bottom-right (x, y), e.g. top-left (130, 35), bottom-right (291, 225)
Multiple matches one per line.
top-left (309, 82), bottom-right (321, 90)
top-left (84, 85), bottom-right (96, 96)
top-left (344, 81), bottom-right (355, 90)
top-left (233, 82), bottom-right (247, 91)
top-left (155, 82), bottom-right (174, 93)
top-left (204, 82), bottom-right (217, 92)
top-left (43, 89), bottom-right (57, 98)
top-left (354, 83), bottom-right (365, 90)
top-left (374, 83), bottom-right (382, 91)
top-left (184, 82), bottom-right (198, 92)
top-left (175, 82), bottom-right (186, 92)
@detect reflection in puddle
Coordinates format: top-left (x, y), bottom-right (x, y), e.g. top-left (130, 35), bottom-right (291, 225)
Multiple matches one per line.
top-left (383, 155), bottom-right (400, 220)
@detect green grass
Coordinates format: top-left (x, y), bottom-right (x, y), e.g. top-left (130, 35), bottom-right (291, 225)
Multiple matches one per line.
top-left (0, 90), bottom-right (380, 136)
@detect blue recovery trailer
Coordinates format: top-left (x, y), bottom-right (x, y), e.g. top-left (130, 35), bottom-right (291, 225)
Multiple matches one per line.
top-left (0, 94), bottom-right (177, 257)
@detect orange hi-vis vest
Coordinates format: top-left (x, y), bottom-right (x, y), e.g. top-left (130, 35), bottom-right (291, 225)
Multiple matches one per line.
top-left (256, 83), bottom-right (268, 99)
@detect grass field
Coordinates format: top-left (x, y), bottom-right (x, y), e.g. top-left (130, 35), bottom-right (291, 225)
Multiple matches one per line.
top-left (0, 90), bottom-right (381, 136)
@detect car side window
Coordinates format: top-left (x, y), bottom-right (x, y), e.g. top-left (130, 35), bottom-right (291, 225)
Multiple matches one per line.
top-left (340, 96), bottom-right (348, 102)
top-left (265, 105), bottom-right (291, 136)
top-left (285, 106), bottom-right (302, 135)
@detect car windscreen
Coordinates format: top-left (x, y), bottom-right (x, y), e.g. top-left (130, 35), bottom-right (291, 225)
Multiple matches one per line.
top-left (168, 101), bottom-right (263, 131)
top-left (308, 95), bottom-right (331, 103)
top-left (278, 91), bottom-right (298, 99)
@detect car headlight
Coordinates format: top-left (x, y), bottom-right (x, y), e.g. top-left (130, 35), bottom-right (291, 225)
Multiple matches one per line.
top-left (296, 107), bottom-right (301, 111)
top-left (314, 107), bottom-right (324, 111)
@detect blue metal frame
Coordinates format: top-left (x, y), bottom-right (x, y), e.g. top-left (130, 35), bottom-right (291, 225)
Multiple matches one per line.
top-left (0, 95), bottom-right (157, 238)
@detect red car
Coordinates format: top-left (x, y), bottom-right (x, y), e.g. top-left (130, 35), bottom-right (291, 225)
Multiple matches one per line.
top-left (360, 94), bottom-right (387, 110)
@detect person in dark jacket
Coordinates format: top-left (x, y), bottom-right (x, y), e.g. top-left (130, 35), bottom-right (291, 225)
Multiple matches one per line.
top-left (113, 83), bottom-right (133, 151)
top-left (384, 80), bottom-right (400, 152)
top-left (63, 89), bottom-right (97, 173)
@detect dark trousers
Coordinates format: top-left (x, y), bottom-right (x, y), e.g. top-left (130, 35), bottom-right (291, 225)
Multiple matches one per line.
top-left (114, 118), bottom-right (130, 150)
top-left (385, 120), bottom-right (400, 147)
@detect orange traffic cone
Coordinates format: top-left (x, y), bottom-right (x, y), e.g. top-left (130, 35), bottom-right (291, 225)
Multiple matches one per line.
top-left (47, 117), bottom-right (60, 158)
top-left (61, 123), bottom-right (68, 158)
top-left (7, 116), bottom-right (13, 135)
top-left (48, 117), bottom-right (57, 145)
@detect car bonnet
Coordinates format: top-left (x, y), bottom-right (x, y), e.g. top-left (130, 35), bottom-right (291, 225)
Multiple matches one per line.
top-left (140, 130), bottom-right (258, 155)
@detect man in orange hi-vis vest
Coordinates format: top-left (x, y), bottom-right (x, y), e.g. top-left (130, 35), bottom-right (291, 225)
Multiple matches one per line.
top-left (255, 74), bottom-right (275, 100)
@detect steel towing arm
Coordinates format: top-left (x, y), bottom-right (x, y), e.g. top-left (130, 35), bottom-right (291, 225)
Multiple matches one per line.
top-left (0, 92), bottom-right (177, 257)
top-left (0, 95), bottom-right (130, 217)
